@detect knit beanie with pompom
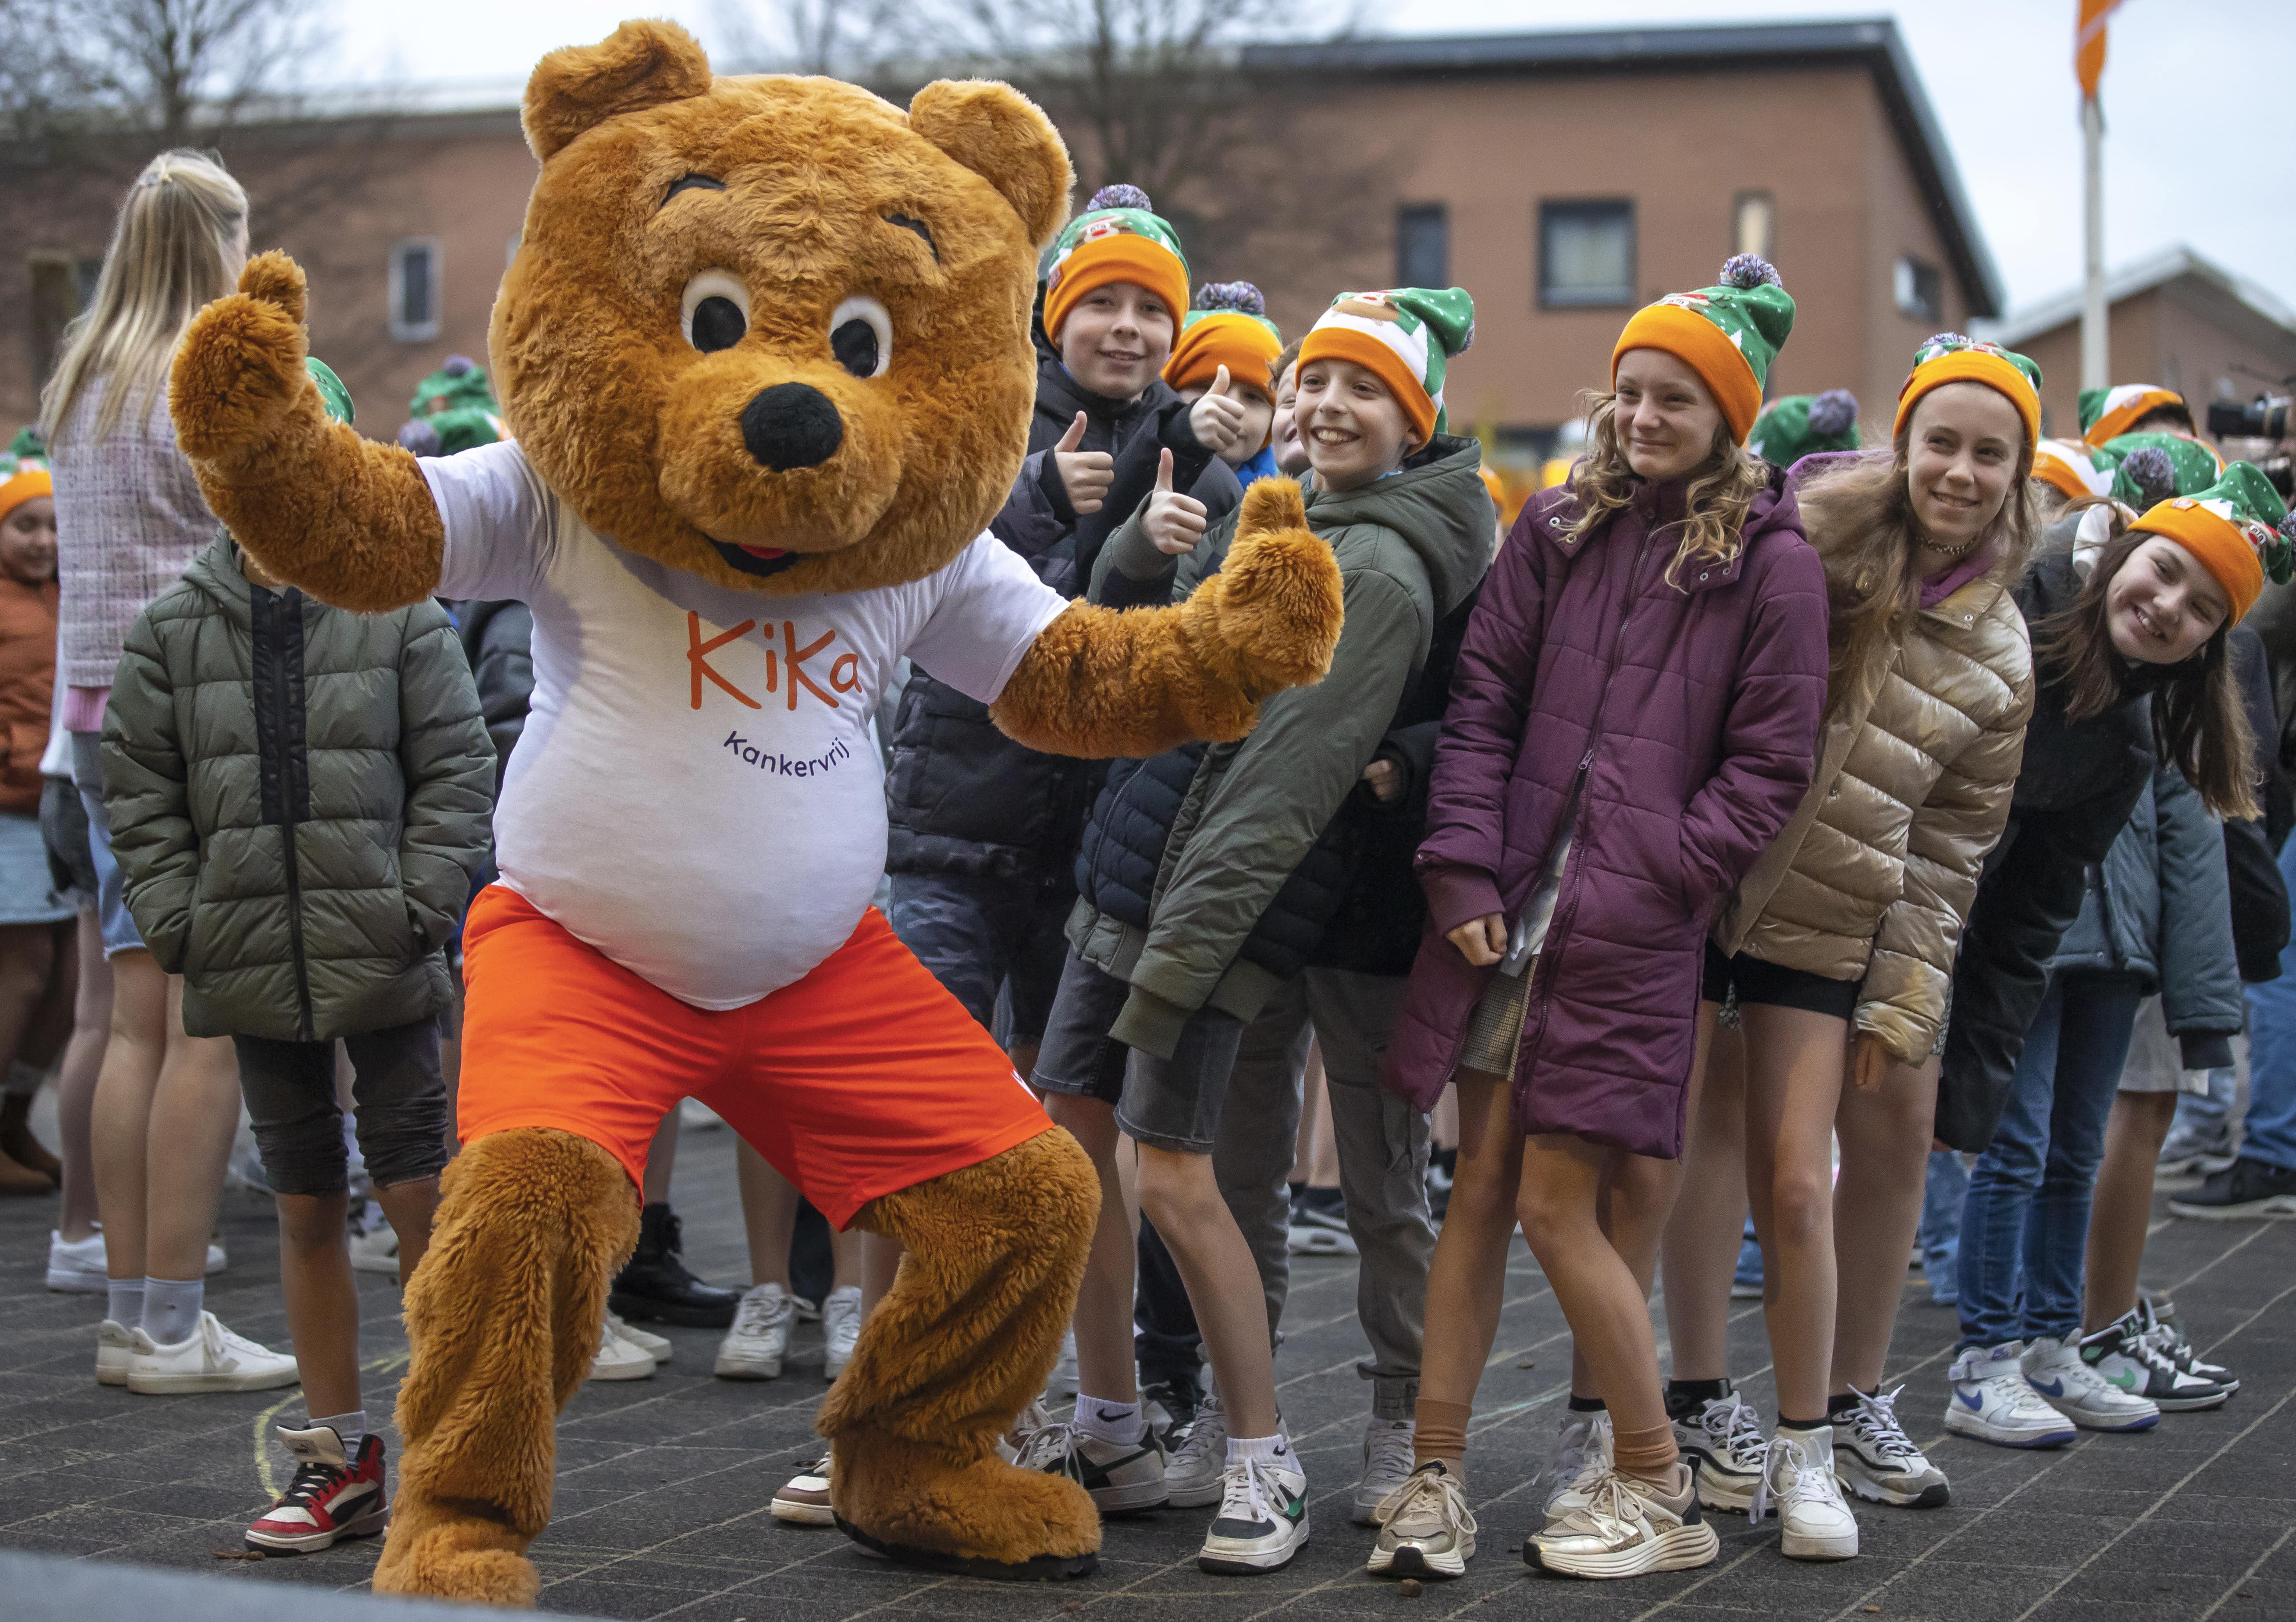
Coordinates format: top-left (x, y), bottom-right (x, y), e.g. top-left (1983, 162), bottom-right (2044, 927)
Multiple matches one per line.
top-left (1611, 255), bottom-right (1796, 442)
top-left (1163, 281), bottom-right (1284, 399)
top-left (1041, 184), bottom-right (1190, 346)
top-left (2131, 460), bottom-right (2292, 624)
top-left (1747, 388), bottom-right (1860, 468)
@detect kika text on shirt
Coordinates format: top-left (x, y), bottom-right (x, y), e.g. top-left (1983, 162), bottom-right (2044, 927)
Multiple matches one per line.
top-left (687, 611), bottom-right (863, 711)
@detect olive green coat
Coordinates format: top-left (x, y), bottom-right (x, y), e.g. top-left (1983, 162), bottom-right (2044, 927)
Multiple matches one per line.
top-left (103, 537), bottom-right (494, 1041)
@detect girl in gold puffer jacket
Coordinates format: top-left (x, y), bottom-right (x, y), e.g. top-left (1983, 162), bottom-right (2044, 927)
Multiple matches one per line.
top-left (1656, 338), bottom-right (2043, 1557)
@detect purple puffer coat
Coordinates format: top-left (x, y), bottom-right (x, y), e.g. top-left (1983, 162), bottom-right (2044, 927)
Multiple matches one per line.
top-left (1383, 471), bottom-right (1828, 1158)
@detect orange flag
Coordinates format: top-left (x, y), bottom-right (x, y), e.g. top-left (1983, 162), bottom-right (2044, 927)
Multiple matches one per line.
top-left (2077, 0), bottom-right (2124, 100)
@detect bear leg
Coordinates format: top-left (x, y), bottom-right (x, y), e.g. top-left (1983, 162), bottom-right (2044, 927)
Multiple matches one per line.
top-left (372, 1127), bottom-right (639, 1606)
top-left (823, 1128), bottom-right (1101, 1578)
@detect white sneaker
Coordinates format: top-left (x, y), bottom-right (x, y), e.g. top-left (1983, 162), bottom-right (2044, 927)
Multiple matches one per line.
top-left (1534, 1409), bottom-right (1611, 1523)
top-left (1944, 1342), bottom-right (2076, 1447)
top-left (127, 1312), bottom-right (298, 1393)
top-left (1753, 1425), bottom-right (1858, 1560)
top-left (609, 1311), bottom-right (671, 1364)
top-left (96, 1319), bottom-right (132, 1385)
top-left (1016, 1417), bottom-right (1168, 1512)
top-left (1354, 1417), bottom-right (1415, 1524)
top-left (1672, 1389), bottom-right (1767, 1513)
top-left (47, 1229), bottom-right (106, 1293)
top-left (206, 1240), bottom-right (227, 1275)
top-left (715, 1283), bottom-right (794, 1380)
top-left (1165, 1393), bottom-right (1229, 1507)
top-left (1366, 1461), bottom-right (1475, 1578)
top-left (1196, 1441), bottom-right (1308, 1575)
top-left (346, 1208), bottom-right (400, 1277)
top-left (821, 1284), bottom-right (862, 1381)
top-left (1527, 1461), bottom-right (1718, 1578)
top-left (2022, 1336), bottom-right (2160, 1432)
top-left (1832, 1384), bottom-right (1949, 1508)
top-left (771, 1450), bottom-right (833, 1524)
top-left (589, 1316), bottom-right (657, 1381)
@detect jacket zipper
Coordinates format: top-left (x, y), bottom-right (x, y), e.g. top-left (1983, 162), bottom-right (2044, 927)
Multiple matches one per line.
top-left (259, 586), bottom-right (317, 1041)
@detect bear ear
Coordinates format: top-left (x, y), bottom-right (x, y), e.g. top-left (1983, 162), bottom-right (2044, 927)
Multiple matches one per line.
top-left (907, 80), bottom-right (1075, 250)
top-left (523, 20), bottom-right (714, 163)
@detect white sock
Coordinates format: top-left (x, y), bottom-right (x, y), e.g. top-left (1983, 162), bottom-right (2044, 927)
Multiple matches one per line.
top-left (1075, 1396), bottom-right (1144, 1446)
top-left (1227, 1431), bottom-right (1294, 1471)
top-left (105, 1279), bottom-right (143, 1329)
top-left (142, 1277), bottom-right (204, 1345)
top-left (308, 1409), bottom-right (367, 1455)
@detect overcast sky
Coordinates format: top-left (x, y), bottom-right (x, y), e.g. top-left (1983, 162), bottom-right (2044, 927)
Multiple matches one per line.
top-left (320, 0), bottom-right (2296, 322)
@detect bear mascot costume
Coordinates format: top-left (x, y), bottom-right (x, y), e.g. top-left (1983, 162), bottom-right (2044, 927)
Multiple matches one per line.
top-left (164, 19), bottom-right (1342, 1604)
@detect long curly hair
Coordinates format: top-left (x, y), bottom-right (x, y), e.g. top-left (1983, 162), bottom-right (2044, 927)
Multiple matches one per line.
top-left (1795, 420), bottom-right (2040, 720)
top-left (1563, 390), bottom-right (1770, 587)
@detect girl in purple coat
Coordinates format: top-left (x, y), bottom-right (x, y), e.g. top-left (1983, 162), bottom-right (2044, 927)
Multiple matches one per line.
top-left (1364, 260), bottom-right (1828, 1582)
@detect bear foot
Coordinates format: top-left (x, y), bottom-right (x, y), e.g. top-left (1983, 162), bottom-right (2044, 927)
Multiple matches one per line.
top-left (372, 1495), bottom-right (540, 1607)
top-left (830, 1429), bottom-right (1100, 1580)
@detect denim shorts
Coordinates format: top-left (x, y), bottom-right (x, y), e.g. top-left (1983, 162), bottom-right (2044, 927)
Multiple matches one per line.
top-left (70, 730), bottom-right (144, 958)
top-left (234, 1016), bottom-right (449, 1197)
top-left (1030, 948), bottom-right (1246, 1155)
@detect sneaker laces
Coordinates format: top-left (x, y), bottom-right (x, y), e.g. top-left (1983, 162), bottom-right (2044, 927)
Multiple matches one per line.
top-left (1171, 1396), bottom-right (1226, 1476)
top-left (1844, 1384), bottom-right (1921, 1462)
top-left (1538, 1414), bottom-right (1597, 1493)
top-left (1378, 1465), bottom-right (1475, 1538)
top-left (730, 1289), bottom-right (789, 1337)
top-left (1217, 1452), bottom-right (1295, 1529)
top-left (1015, 1420), bottom-right (1083, 1474)
top-left (1699, 1394), bottom-right (1769, 1471)
top-left (1363, 1420), bottom-right (1415, 1486)
top-left (1751, 1432), bottom-right (1837, 1524)
top-left (269, 1454), bottom-right (352, 1516)
top-left (1565, 1467), bottom-right (1653, 1538)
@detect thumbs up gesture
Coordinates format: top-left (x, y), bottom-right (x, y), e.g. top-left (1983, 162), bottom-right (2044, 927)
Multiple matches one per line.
top-left (1143, 447), bottom-right (1210, 557)
top-left (1053, 410), bottom-right (1114, 514)
top-left (1188, 365), bottom-right (1249, 456)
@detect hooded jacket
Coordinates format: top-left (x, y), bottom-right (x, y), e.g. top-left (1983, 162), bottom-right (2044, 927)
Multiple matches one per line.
top-left (882, 317), bottom-right (1240, 883)
top-left (1713, 453), bottom-right (2036, 1063)
top-left (101, 536), bottom-right (495, 1042)
top-left (1935, 550), bottom-right (2158, 1150)
top-left (1069, 436), bottom-right (1493, 1056)
top-left (1383, 470), bottom-right (1829, 1159)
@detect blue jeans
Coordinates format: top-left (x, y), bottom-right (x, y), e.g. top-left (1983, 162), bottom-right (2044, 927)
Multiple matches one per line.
top-left (2240, 835), bottom-right (2296, 1174)
top-left (1919, 1150), bottom-right (1968, 1303)
top-left (1956, 976), bottom-right (2140, 1351)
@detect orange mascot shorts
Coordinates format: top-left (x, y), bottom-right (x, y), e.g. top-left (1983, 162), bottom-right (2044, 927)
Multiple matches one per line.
top-left (456, 886), bottom-right (1054, 1228)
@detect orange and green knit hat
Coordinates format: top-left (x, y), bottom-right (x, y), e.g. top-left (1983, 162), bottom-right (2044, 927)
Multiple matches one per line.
top-left (1894, 333), bottom-right (2041, 447)
top-left (2132, 461), bottom-right (2292, 624)
top-left (1612, 255), bottom-right (1795, 442)
top-left (1164, 282), bottom-right (1283, 399)
top-left (0, 426), bottom-right (50, 528)
top-left (1298, 286), bottom-right (1476, 448)
top-left (2102, 431), bottom-right (2224, 510)
top-left (1041, 185), bottom-right (1190, 346)
top-left (2081, 383), bottom-right (2189, 446)
top-left (1748, 389), bottom-right (1860, 468)
top-left (2031, 437), bottom-right (2117, 502)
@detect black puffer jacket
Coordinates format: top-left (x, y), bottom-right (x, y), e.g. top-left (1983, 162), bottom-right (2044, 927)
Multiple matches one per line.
top-left (883, 313), bottom-right (1241, 882)
top-left (1936, 551), bottom-right (2157, 1150)
top-left (455, 598), bottom-right (533, 799)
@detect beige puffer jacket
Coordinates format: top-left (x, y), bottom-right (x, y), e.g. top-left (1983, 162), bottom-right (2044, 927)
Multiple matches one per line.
top-left (1713, 552), bottom-right (2035, 1062)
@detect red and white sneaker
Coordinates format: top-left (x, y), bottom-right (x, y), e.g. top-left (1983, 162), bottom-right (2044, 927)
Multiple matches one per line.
top-left (245, 1425), bottom-right (389, 1552)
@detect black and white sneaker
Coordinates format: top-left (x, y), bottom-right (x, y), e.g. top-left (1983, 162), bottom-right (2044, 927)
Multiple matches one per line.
top-left (1832, 1385), bottom-right (1949, 1509)
top-left (2139, 1296), bottom-right (2240, 1396)
top-left (1197, 1441), bottom-right (1309, 1575)
top-left (2079, 1310), bottom-right (2228, 1411)
top-left (1016, 1417), bottom-right (1169, 1513)
top-left (2168, 1157), bottom-right (2296, 1221)
top-left (1671, 1388), bottom-right (1766, 1514)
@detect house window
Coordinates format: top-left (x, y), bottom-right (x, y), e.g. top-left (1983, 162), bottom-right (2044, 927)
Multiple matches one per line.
top-left (1733, 192), bottom-right (1774, 262)
top-left (1539, 200), bottom-right (1635, 308)
top-left (1894, 255), bottom-right (1942, 323)
top-left (390, 238), bottom-right (442, 342)
top-left (1396, 204), bottom-right (1449, 289)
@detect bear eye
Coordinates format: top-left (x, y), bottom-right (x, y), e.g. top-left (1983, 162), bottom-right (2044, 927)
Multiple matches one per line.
top-left (829, 295), bottom-right (892, 380)
top-left (681, 270), bottom-right (750, 354)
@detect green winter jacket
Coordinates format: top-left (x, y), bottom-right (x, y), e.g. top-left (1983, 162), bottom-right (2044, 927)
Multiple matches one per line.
top-left (103, 536), bottom-right (495, 1042)
top-left (1079, 436), bottom-right (1494, 1057)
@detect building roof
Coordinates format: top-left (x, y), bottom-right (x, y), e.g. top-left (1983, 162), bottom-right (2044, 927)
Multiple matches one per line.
top-left (1241, 17), bottom-right (2003, 318)
top-left (1977, 244), bottom-right (2296, 356)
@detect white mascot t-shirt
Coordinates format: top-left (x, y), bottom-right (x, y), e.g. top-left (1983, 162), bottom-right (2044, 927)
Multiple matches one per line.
top-left (424, 441), bottom-right (1068, 1009)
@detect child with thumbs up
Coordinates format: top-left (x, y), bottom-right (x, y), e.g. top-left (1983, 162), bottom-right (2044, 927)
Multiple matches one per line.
top-left (1022, 287), bottom-right (1493, 1577)
top-left (1165, 283), bottom-right (1286, 485)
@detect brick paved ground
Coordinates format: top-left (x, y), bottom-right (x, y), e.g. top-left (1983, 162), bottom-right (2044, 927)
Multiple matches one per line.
top-left (4, 1113), bottom-right (2295, 1620)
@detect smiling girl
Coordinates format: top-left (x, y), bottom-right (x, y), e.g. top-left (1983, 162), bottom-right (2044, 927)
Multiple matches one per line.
top-left (1659, 336), bottom-right (2044, 1548)
top-left (1937, 455), bottom-right (2291, 1448)
top-left (1369, 258), bottom-right (1827, 1582)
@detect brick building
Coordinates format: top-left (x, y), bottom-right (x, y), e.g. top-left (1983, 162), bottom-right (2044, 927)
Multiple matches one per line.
top-left (1, 18), bottom-right (1999, 463)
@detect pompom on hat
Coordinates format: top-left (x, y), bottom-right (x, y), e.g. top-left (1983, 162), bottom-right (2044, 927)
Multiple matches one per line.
top-left (1893, 333), bottom-right (2042, 448)
top-left (2081, 382), bottom-right (2188, 446)
top-left (1298, 286), bottom-right (1476, 448)
top-left (1163, 281), bottom-right (1283, 398)
top-left (2131, 460), bottom-right (2291, 624)
top-left (2031, 437), bottom-right (2117, 503)
top-left (1611, 255), bottom-right (1795, 442)
top-left (1041, 185), bottom-right (1191, 348)
top-left (0, 425), bottom-right (50, 529)
top-left (1747, 389), bottom-right (1860, 468)
top-left (2100, 430), bottom-right (2224, 509)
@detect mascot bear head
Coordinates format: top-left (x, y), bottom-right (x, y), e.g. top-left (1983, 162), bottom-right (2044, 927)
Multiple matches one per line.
top-left (493, 21), bottom-right (1073, 597)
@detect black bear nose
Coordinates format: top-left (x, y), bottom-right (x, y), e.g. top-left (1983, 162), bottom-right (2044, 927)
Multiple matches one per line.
top-left (741, 383), bottom-right (843, 470)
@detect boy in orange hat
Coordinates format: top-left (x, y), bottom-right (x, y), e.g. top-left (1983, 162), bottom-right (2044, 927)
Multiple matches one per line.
top-left (1165, 283), bottom-right (1284, 484)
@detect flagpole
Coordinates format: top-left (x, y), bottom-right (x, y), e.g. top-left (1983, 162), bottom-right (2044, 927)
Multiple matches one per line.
top-left (2080, 92), bottom-right (2107, 391)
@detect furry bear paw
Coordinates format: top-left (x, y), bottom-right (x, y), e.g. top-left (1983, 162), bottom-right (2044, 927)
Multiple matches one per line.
top-left (371, 1497), bottom-right (541, 1607)
top-left (1198, 478), bottom-right (1344, 695)
top-left (830, 1429), bottom-right (1100, 1580)
top-left (168, 250), bottom-right (316, 464)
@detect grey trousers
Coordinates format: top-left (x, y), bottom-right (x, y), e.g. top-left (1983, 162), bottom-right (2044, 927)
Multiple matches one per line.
top-left (1220, 968), bottom-right (1433, 1421)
